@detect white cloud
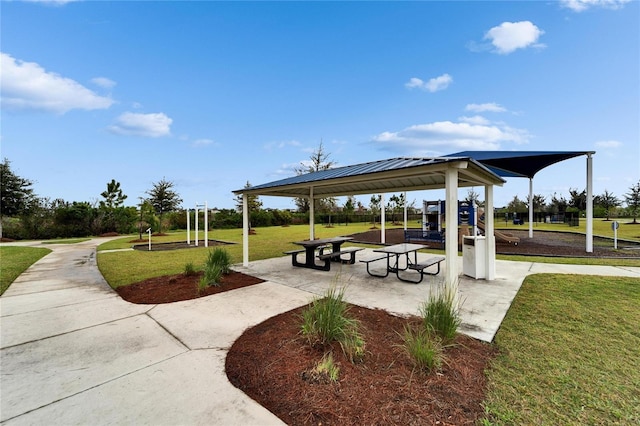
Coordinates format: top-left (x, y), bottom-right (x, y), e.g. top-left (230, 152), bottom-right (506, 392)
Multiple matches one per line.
top-left (0, 52), bottom-right (114, 114)
top-left (405, 73), bottom-right (453, 92)
top-left (560, 0), bottom-right (631, 12)
top-left (459, 115), bottom-right (491, 125)
top-left (595, 140), bottom-right (622, 148)
top-left (192, 138), bottom-right (216, 147)
top-left (108, 112), bottom-right (172, 138)
top-left (264, 140), bottom-right (302, 151)
top-left (465, 102), bottom-right (507, 113)
top-left (371, 119), bottom-right (531, 155)
top-left (91, 77), bottom-right (116, 89)
top-left (484, 21), bottom-right (545, 54)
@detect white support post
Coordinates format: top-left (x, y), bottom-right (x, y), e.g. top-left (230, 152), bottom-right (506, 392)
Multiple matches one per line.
top-left (403, 191), bottom-right (408, 231)
top-left (204, 201), bottom-right (208, 248)
top-left (528, 178), bottom-right (534, 239)
top-left (242, 194), bottom-right (249, 266)
top-left (186, 209), bottom-right (190, 245)
top-left (586, 153), bottom-right (593, 252)
top-left (445, 167), bottom-right (459, 296)
top-left (309, 187), bottom-right (315, 240)
top-left (485, 184), bottom-right (496, 280)
top-left (381, 193), bottom-right (386, 244)
top-left (195, 204), bottom-right (199, 247)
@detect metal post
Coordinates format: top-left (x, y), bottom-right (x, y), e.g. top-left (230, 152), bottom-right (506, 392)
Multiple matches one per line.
top-left (204, 201), bottom-right (208, 248)
top-left (381, 193), bottom-right (386, 244)
top-left (309, 187), bottom-right (315, 240)
top-left (195, 204), bottom-right (199, 247)
top-left (586, 153), bottom-right (593, 252)
top-left (186, 209), bottom-right (190, 245)
top-left (242, 194), bottom-right (249, 266)
top-left (528, 178), bottom-right (534, 239)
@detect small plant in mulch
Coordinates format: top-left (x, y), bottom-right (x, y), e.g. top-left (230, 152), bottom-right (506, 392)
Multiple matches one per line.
top-left (301, 352), bottom-right (340, 384)
top-left (300, 284), bottom-right (366, 363)
top-left (399, 324), bottom-right (444, 373)
top-left (183, 262), bottom-right (197, 277)
top-left (197, 248), bottom-right (232, 292)
top-left (420, 282), bottom-right (462, 344)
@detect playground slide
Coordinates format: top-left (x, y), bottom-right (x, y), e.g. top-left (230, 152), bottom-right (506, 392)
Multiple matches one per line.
top-left (477, 220), bottom-right (520, 246)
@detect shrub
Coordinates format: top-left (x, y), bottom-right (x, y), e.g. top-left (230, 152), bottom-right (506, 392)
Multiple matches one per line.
top-left (420, 284), bottom-right (461, 343)
top-left (198, 248), bottom-right (232, 290)
top-left (183, 262), bottom-right (197, 276)
top-left (301, 285), bottom-right (365, 363)
top-left (400, 324), bottom-right (443, 373)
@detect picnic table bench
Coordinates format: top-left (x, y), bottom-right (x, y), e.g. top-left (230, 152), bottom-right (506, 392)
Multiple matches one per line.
top-left (361, 243), bottom-right (444, 284)
top-left (285, 236), bottom-right (360, 271)
top-left (317, 246), bottom-right (363, 264)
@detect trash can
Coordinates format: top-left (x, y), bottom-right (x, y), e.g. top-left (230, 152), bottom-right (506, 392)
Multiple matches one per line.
top-left (463, 236), bottom-right (486, 279)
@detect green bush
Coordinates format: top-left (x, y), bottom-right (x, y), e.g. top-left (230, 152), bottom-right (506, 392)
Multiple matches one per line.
top-left (198, 248), bottom-right (232, 290)
top-left (400, 324), bottom-right (443, 373)
top-left (420, 285), bottom-right (461, 343)
top-left (183, 262), bottom-right (197, 276)
top-left (301, 285), bottom-right (365, 363)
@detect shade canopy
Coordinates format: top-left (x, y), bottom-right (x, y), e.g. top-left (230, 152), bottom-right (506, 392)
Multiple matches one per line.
top-left (233, 156), bottom-right (505, 198)
top-left (445, 151), bottom-right (595, 179)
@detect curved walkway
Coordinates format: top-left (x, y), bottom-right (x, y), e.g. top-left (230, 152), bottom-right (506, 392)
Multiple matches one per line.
top-left (1, 239), bottom-right (638, 425)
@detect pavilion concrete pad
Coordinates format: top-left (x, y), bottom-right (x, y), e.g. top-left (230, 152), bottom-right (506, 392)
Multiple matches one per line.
top-left (235, 249), bottom-right (640, 342)
top-left (148, 282), bottom-right (314, 350)
top-left (0, 315), bottom-right (188, 422)
top-left (2, 349), bottom-right (283, 426)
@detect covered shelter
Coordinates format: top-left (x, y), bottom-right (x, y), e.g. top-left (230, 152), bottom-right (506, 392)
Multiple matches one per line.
top-left (445, 151), bottom-right (595, 252)
top-left (233, 156), bottom-right (506, 291)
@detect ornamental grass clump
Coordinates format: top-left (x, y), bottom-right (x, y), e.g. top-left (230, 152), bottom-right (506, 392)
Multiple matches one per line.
top-left (400, 324), bottom-right (443, 373)
top-left (420, 284), bottom-right (461, 344)
top-left (198, 247), bottom-right (232, 291)
top-left (183, 262), bottom-right (197, 276)
top-left (301, 285), bottom-right (365, 363)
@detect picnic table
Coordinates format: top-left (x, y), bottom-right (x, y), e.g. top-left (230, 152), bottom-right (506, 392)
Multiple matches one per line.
top-left (285, 236), bottom-right (362, 271)
top-left (361, 243), bottom-right (445, 284)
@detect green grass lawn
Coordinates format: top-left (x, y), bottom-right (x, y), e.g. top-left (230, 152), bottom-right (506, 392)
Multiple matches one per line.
top-left (0, 246), bottom-right (52, 295)
top-left (483, 273), bottom-right (640, 425)
top-left (97, 223), bottom-right (394, 288)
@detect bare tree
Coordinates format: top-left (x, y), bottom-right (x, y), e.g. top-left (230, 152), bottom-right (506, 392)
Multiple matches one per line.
top-left (293, 140), bottom-right (337, 213)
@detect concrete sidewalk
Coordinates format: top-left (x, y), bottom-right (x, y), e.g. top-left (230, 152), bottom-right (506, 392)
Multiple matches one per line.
top-left (1, 239), bottom-right (638, 425)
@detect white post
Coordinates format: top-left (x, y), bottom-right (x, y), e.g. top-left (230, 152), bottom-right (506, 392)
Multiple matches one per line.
top-left (195, 204), bottom-right (199, 247)
top-left (186, 209), bottom-right (190, 245)
top-left (403, 191), bottom-right (408, 231)
top-left (204, 201), bottom-right (208, 248)
top-left (528, 178), bottom-right (534, 239)
top-left (381, 193), bottom-right (386, 244)
top-left (309, 187), bottom-right (315, 240)
top-left (586, 153), bottom-right (593, 253)
top-left (445, 167), bottom-right (459, 296)
top-left (147, 227), bottom-right (152, 251)
top-left (243, 194), bottom-right (249, 266)
top-left (485, 184), bottom-right (496, 280)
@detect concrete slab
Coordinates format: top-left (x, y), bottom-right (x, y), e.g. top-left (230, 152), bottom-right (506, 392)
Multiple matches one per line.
top-left (149, 282), bottom-right (313, 350)
top-left (3, 350), bottom-right (284, 426)
top-left (0, 315), bottom-right (187, 422)
top-left (1, 295), bottom-right (151, 348)
top-left (0, 285), bottom-right (115, 317)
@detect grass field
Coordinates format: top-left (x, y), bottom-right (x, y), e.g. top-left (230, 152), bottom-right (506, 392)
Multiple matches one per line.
top-left (0, 246), bottom-right (51, 295)
top-left (483, 274), bottom-right (640, 425)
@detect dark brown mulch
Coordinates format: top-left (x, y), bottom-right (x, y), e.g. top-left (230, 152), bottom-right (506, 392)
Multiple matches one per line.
top-left (115, 271), bottom-right (264, 304)
top-left (349, 228), bottom-right (640, 258)
top-left (226, 305), bottom-right (497, 425)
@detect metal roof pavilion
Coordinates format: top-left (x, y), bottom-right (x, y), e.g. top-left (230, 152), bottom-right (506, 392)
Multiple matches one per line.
top-left (235, 156), bottom-right (506, 199)
top-left (234, 156), bottom-right (506, 289)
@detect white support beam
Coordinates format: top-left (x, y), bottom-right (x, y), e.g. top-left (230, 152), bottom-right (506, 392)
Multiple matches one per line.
top-left (528, 178), bottom-right (534, 239)
top-left (242, 194), bottom-right (249, 266)
top-left (485, 184), bottom-right (496, 280)
top-left (309, 187), bottom-right (315, 240)
top-left (403, 191), bottom-right (408, 230)
top-left (381, 193), bottom-right (386, 244)
top-left (586, 153), bottom-right (593, 252)
top-left (445, 167), bottom-right (459, 296)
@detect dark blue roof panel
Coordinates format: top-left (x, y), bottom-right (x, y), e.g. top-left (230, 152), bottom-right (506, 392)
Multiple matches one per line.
top-left (445, 151), bottom-right (594, 179)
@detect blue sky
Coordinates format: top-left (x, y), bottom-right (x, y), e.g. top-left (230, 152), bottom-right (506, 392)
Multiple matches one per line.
top-left (2, 0), bottom-right (638, 211)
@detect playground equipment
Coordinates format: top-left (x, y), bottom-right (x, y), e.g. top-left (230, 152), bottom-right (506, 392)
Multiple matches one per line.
top-left (404, 200), bottom-right (476, 244)
top-left (186, 202), bottom-right (208, 247)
